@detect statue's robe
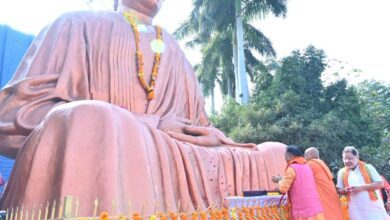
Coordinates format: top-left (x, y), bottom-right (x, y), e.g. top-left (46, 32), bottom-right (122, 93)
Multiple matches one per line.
top-left (0, 11), bottom-right (286, 216)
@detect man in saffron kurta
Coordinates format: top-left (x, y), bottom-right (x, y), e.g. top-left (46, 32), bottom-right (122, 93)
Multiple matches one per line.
top-left (273, 145), bottom-right (325, 220)
top-left (305, 147), bottom-right (344, 220)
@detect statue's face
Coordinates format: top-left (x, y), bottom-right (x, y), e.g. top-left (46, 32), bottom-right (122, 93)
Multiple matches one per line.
top-left (121, 0), bottom-right (164, 17)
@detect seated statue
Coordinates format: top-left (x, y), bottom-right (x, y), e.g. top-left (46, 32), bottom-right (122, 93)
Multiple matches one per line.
top-left (0, 0), bottom-right (286, 216)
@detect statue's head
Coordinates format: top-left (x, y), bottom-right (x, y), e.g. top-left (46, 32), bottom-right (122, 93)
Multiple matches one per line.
top-left (115, 0), bottom-right (164, 18)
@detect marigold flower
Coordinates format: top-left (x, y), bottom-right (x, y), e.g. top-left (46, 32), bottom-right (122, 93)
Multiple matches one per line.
top-left (99, 211), bottom-right (109, 220)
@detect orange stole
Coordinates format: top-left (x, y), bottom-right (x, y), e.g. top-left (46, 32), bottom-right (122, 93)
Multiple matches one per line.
top-left (342, 161), bottom-right (378, 201)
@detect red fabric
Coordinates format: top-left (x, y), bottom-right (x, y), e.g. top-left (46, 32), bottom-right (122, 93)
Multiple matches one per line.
top-left (382, 176), bottom-right (390, 192)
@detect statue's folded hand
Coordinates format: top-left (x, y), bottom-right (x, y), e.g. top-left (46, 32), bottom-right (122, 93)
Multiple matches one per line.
top-left (167, 125), bottom-right (256, 149)
top-left (157, 116), bottom-right (193, 134)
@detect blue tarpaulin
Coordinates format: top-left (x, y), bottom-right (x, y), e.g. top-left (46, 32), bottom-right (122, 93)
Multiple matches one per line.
top-left (0, 25), bottom-right (34, 193)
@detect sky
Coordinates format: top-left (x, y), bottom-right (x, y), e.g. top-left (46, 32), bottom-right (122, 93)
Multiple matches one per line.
top-left (0, 0), bottom-right (389, 85)
top-left (254, 0), bottom-right (390, 84)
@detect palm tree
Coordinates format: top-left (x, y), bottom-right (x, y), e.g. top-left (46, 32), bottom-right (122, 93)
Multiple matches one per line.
top-left (175, 0), bottom-right (287, 106)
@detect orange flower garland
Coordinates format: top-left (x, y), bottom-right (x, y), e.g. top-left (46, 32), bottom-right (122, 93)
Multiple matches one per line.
top-left (249, 207), bottom-right (255, 219)
top-left (92, 199), bottom-right (292, 219)
top-left (123, 12), bottom-right (162, 100)
top-left (179, 213), bottom-right (188, 220)
top-left (132, 213), bottom-right (142, 220)
top-left (157, 212), bottom-right (168, 220)
top-left (191, 211), bottom-right (198, 220)
top-left (199, 211), bottom-right (207, 220)
top-left (168, 211), bottom-right (178, 220)
top-left (99, 211), bottom-right (109, 220)
top-left (221, 208), bottom-right (229, 220)
top-left (209, 210), bottom-right (216, 220)
top-left (215, 209), bottom-right (223, 220)
top-left (237, 209), bottom-right (244, 220)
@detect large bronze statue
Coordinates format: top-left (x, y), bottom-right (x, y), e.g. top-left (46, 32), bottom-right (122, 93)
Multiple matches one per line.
top-left (0, 0), bottom-right (286, 215)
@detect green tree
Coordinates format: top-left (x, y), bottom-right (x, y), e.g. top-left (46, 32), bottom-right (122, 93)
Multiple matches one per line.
top-left (211, 46), bottom-right (384, 174)
top-left (175, 0), bottom-right (287, 105)
top-left (356, 80), bottom-right (390, 178)
top-left (357, 80), bottom-right (390, 138)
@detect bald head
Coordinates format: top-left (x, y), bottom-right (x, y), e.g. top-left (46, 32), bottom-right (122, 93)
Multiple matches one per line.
top-left (305, 147), bottom-right (320, 160)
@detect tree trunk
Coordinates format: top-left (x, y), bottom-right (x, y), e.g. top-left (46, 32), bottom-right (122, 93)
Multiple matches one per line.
top-left (232, 38), bottom-right (239, 101)
top-left (227, 73), bottom-right (233, 98)
top-left (211, 88), bottom-right (216, 115)
top-left (235, 0), bottom-right (249, 104)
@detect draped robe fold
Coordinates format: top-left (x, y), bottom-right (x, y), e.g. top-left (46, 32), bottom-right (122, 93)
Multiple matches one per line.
top-left (0, 11), bottom-right (286, 215)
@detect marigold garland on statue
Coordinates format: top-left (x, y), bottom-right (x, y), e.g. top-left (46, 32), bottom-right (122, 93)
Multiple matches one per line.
top-left (89, 202), bottom-right (293, 220)
top-left (191, 211), bottom-right (198, 220)
top-left (91, 188), bottom-right (358, 220)
top-left (132, 212), bottom-right (142, 220)
top-left (168, 211), bottom-right (178, 220)
top-left (99, 211), bottom-right (109, 220)
top-left (157, 212), bottom-right (167, 220)
top-left (123, 11), bottom-right (163, 100)
top-left (199, 211), bottom-right (207, 220)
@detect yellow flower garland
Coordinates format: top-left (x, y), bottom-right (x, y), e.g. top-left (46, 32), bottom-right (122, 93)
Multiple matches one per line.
top-left (123, 11), bottom-right (162, 100)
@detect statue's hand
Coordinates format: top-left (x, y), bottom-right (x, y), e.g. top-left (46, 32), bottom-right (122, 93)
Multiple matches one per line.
top-left (167, 125), bottom-right (256, 149)
top-left (157, 116), bottom-right (192, 134)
